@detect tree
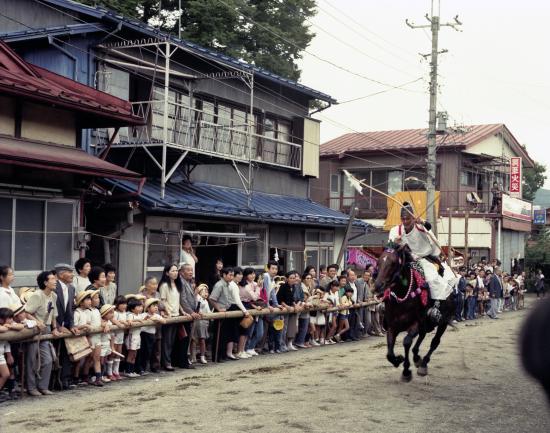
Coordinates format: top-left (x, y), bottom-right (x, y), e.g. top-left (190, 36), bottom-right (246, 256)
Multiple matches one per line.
top-left (81, 0), bottom-right (316, 80)
top-left (523, 161), bottom-right (547, 201)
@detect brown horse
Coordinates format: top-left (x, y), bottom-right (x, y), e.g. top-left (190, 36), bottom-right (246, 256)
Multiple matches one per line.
top-left (374, 244), bottom-right (454, 381)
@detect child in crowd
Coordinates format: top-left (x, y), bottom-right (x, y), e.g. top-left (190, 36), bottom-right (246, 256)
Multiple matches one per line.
top-left (111, 296), bottom-right (128, 380)
top-left (192, 284), bottom-right (211, 364)
top-left (138, 298), bottom-right (166, 374)
top-left (73, 290), bottom-right (93, 385)
top-left (125, 295), bottom-right (146, 377)
top-left (335, 286), bottom-right (353, 343)
top-left (465, 283), bottom-right (476, 320)
top-left (88, 290), bottom-right (104, 386)
top-left (326, 280), bottom-right (340, 344)
top-left (0, 307), bottom-right (23, 400)
top-left (309, 286), bottom-right (329, 345)
top-left (99, 304), bottom-right (115, 382)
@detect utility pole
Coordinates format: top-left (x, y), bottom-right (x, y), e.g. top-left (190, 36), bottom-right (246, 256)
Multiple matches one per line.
top-left (464, 208), bottom-right (469, 268)
top-left (406, 8), bottom-right (462, 236)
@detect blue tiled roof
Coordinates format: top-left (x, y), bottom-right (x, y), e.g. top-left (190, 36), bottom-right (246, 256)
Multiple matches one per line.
top-left (32, 0), bottom-right (336, 103)
top-left (111, 179), bottom-right (369, 229)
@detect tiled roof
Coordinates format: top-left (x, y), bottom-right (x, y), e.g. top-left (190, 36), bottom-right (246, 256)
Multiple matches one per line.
top-left (32, 0), bottom-right (336, 104)
top-left (0, 40), bottom-right (143, 127)
top-left (320, 124), bottom-right (504, 156)
top-left (110, 179), bottom-right (371, 229)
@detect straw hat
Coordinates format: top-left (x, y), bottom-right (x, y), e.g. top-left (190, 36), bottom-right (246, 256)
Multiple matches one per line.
top-left (9, 303), bottom-right (24, 316)
top-left (75, 290), bottom-right (93, 306)
top-left (88, 289), bottom-right (100, 299)
top-left (125, 293), bottom-right (146, 301)
top-left (144, 298), bottom-right (159, 311)
top-left (18, 287), bottom-right (34, 303)
top-left (100, 304), bottom-right (115, 317)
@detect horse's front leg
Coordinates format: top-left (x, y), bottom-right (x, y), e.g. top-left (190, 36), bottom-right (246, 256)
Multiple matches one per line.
top-left (386, 327), bottom-right (404, 368)
top-left (401, 324), bottom-right (419, 382)
top-left (412, 328), bottom-right (426, 367)
top-left (418, 322), bottom-right (448, 376)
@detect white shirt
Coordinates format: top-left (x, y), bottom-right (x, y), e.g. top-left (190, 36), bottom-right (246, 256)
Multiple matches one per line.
top-left (159, 282), bottom-right (180, 317)
top-left (228, 281), bottom-right (247, 313)
top-left (73, 275), bottom-right (90, 295)
top-left (0, 286), bottom-right (22, 309)
top-left (389, 223), bottom-right (440, 259)
top-left (74, 308), bottom-right (91, 327)
top-left (180, 250), bottom-right (196, 277)
top-left (348, 281), bottom-right (358, 303)
top-left (476, 276), bottom-right (485, 290)
top-left (59, 281), bottom-right (69, 310)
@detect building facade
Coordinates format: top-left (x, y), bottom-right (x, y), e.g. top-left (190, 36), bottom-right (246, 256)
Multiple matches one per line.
top-left (311, 124), bottom-right (534, 273)
top-left (0, 0), bottom-right (367, 291)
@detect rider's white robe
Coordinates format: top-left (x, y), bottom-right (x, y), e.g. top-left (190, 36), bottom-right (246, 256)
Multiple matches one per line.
top-left (388, 223), bottom-right (455, 300)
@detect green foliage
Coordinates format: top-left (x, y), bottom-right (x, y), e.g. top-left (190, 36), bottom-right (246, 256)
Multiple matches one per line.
top-left (525, 229), bottom-right (550, 270)
top-left (523, 161), bottom-right (547, 201)
top-left (81, 0), bottom-right (317, 80)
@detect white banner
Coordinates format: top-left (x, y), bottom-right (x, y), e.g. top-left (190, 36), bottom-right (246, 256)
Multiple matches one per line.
top-left (502, 194), bottom-right (532, 221)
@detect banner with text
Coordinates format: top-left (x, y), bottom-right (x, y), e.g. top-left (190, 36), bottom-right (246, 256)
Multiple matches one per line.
top-left (509, 157), bottom-right (522, 198)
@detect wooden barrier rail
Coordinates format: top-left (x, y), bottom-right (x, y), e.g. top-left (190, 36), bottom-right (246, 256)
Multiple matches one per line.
top-left (0, 300), bottom-right (381, 343)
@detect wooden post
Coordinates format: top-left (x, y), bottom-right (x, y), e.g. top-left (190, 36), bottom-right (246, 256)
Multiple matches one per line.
top-left (336, 199), bottom-right (358, 268)
top-left (464, 209), bottom-right (469, 268)
top-left (447, 208), bottom-right (452, 265)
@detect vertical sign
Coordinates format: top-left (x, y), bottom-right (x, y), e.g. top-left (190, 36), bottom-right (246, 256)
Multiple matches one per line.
top-left (510, 157), bottom-right (522, 198)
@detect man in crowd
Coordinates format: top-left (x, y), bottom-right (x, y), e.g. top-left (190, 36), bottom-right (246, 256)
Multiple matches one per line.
top-left (320, 264), bottom-right (338, 291)
top-left (487, 268), bottom-right (503, 319)
top-left (344, 269), bottom-right (361, 341)
top-left (455, 268), bottom-right (467, 322)
top-left (54, 263), bottom-right (79, 389)
top-left (209, 267), bottom-right (235, 362)
top-left (179, 263), bottom-right (201, 368)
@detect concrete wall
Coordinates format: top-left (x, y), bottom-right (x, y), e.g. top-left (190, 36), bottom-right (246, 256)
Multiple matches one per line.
top-left (0, 96), bottom-right (14, 135)
top-left (117, 215), bottom-right (146, 294)
top-left (21, 102), bottom-right (76, 146)
top-left (468, 133), bottom-right (515, 160)
top-left (191, 163), bottom-right (309, 198)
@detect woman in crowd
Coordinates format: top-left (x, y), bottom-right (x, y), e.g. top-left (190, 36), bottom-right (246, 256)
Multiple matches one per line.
top-left (208, 258), bottom-right (224, 288)
top-left (158, 264), bottom-right (182, 371)
top-left (140, 276), bottom-right (163, 370)
top-left (304, 265), bottom-right (319, 289)
top-left (277, 270), bottom-right (300, 351)
top-left (180, 235), bottom-right (198, 278)
top-left (295, 271), bottom-right (313, 348)
top-left (73, 258), bottom-right (92, 295)
top-left (0, 266), bottom-right (21, 309)
top-left (238, 267), bottom-right (263, 358)
top-left (227, 267), bottom-right (250, 359)
top-left (87, 266), bottom-right (107, 307)
top-left (102, 264), bottom-right (117, 306)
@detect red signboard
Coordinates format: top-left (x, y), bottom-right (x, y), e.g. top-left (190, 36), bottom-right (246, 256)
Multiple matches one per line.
top-left (509, 157), bottom-right (522, 198)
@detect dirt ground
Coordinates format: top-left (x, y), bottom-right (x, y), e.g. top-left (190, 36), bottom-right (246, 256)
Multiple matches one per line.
top-left (1, 296), bottom-right (549, 433)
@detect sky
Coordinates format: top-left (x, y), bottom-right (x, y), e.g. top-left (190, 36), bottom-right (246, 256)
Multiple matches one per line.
top-left (298, 0), bottom-right (550, 186)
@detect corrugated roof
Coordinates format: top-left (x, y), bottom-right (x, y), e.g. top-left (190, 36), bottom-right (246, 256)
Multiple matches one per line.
top-left (33, 0), bottom-right (336, 104)
top-left (0, 22), bottom-right (109, 42)
top-left (110, 179), bottom-right (370, 228)
top-left (320, 124), bottom-right (504, 156)
top-left (0, 40), bottom-right (143, 127)
top-left (0, 135), bottom-right (142, 181)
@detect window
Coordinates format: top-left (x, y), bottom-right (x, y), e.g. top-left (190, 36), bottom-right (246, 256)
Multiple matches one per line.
top-left (460, 170), bottom-right (476, 186)
top-left (240, 226), bottom-right (267, 267)
top-left (304, 230), bottom-right (336, 270)
top-left (1, 197), bottom-right (76, 272)
top-left (147, 232), bottom-right (180, 269)
top-left (330, 174), bottom-right (340, 193)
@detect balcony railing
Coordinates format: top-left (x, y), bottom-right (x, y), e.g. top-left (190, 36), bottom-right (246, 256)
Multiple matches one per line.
top-left (92, 99), bottom-right (302, 171)
top-left (328, 189), bottom-right (498, 218)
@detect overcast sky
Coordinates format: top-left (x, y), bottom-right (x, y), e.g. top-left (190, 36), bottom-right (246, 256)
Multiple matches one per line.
top-left (299, 0), bottom-right (550, 186)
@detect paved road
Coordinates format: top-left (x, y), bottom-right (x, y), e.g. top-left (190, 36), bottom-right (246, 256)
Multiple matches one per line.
top-left (1, 297), bottom-right (549, 433)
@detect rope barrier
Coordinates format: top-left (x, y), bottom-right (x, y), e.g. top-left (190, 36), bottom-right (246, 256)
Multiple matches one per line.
top-left (0, 300), bottom-right (380, 343)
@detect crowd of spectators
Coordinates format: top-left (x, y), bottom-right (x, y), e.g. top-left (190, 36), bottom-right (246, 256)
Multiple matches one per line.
top-left (0, 256), bottom-right (385, 401)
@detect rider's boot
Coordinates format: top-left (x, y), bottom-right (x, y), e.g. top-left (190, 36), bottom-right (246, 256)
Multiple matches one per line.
top-left (427, 300), bottom-right (442, 324)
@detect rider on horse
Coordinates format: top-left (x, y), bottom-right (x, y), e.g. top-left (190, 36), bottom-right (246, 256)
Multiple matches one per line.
top-left (388, 202), bottom-right (455, 323)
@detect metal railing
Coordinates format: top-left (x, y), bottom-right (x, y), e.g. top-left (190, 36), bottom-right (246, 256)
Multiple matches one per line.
top-left (92, 99), bottom-right (302, 171)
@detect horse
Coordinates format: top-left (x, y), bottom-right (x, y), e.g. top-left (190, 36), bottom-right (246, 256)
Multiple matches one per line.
top-left (374, 244), bottom-right (454, 381)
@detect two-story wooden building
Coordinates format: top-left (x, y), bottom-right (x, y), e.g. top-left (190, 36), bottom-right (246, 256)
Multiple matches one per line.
top-left (311, 124), bottom-right (534, 273)
top-left (0, 0), bottom-right (368, 290)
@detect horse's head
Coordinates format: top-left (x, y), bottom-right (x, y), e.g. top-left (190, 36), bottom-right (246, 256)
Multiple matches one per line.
top-left (374, 243), bottom-right (412, 295)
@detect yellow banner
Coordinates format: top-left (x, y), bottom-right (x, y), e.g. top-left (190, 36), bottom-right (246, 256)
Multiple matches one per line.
top-left (383, 191), bottom-right (440, 231)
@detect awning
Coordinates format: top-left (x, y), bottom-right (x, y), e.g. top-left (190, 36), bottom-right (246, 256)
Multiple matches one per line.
top-left (110, 179), bottom-right (371, 228)
top-left (0, 136), bottom-right (143, 181)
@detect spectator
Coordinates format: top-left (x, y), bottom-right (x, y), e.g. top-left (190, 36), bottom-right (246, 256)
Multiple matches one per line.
top-left (535, 269), bottom-right (545, 298)
top-left (73, 258), bottom-right (92, 295)
top-left (111, 296), bottom-right (129, 380)
top-left (73, 290), bottom-right (93, 385)
top-left (455, 268), bottom-right (466, 322)
top-left (344, 269), bottom-right (360, 341)
top-left (487, 268), bottom-right (503, 319)
top-left (336, 287), bottom-right (353, 342)
top-left (263, 261), bottom-right (284, 354)
top-left (192, 284), bottom-right (211, 364)
top-left (277, 270), bottom-right (300, 351)
top-left (0, 266), bottom-right (21, 309)
top-left (304, 265), bottom-right (319, 289)
top-left (208, 258), bottom-right (224, 288)
top-left (0, 307), bottom-right (23, 401)
top-left (180, 235), bottom-right (198, 278)
top-left (490, 181), bottom-right (502, 213)
top-left (25, 270), bottom-right (61, 396)
top-left (178, 263), bottom-right (199, 368)
top-left (99, 304), bottom-right (115, 382)
top-left (326, 280), bottom-right (341, 344)
top-left (158, 264), bottom-right (182, 371)
top-left (238, 268), bottom-right (259, 357)
top-left (356, 269), bottom-right (372, 337)
top-left (53, 263), bottom-right (78, 390)
top-left (138, 298), bottom-right (166, 374)
top-left (320, 264), bottom-right (338, 290)
top-left (102, 264), bottom-right (117, 306)
top-left (365, 272), bottom-right (384, 336)
top-left (87, 266), bottom-right (107, 307)
top-left (227, 267), bottom-right (250, 359)
top-left (318, 265), bottom-right (327, 281)
top-left (125, 295), bottom-right (146, 377)
top-left (242, 268), bottom-right (266, 356)
top-left (295, 270), bottom-right (314, 348)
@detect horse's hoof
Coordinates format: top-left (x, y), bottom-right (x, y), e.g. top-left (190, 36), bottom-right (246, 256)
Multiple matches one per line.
top-left (390, 355), bottom-right (404, 368)
top-left (413, 357), bottom-right (421, 368)
top-left (401, 372), bottom-right (413, 382)
top-left (417, 366), bottom-right (428, 376)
